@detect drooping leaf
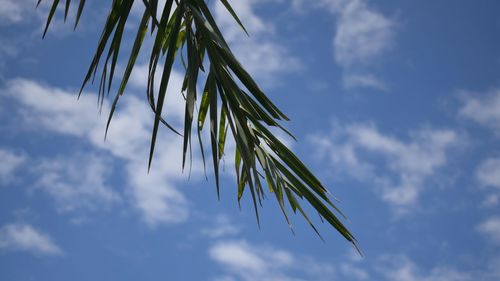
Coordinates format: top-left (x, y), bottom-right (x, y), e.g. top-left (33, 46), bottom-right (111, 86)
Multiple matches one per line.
top-left (40, 0), bottom-right (358, 250)
top-left (148, 3), bottom-right (185, 171)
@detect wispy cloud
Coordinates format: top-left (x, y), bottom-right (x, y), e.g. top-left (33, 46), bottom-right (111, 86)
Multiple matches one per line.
top-left (34, 154), bottom-right (121, 212)
top-left (0, 0), bottom-right (37, 25)
top-left (343, 73), bottom-right (387, 91)
top-left (482, 194), bottom-right (500, 208)
top-left (0, 148), bottom-right (25, 184)
top-left (0, 223), bottom-right (63, 256)
top-left (208, 238), bottom-right (378, 281)
top-left (340, 263), bottom-right (369, 280)
top-left (210, 240), bottom-right (284, 275)
top-left (0, 0), bottom-right (39, 71)
top-left (476, 158), bottom-right (500, 189)
top-left (2, 77), bottom-right (201, 226)
top-left (209, 239), bottom-right (500, 281)
top-left (459, 89), bottom-right (500, 135)
top-left (201, 215), bottom-right (241, 239)
top-left (476, 158), bottom-right (500, 206)
top-left (461, 90), bottom-right (500, 207)
top-left (477, 216), bottom-right (500, 244)
top-left (292, 0), bottom-right (394, 90)
top-left (334, 0), bottom-right (394, 90)
top-left (309, 122), bottom-right (460, 213)
top-left (209, 239), bottom-right (335, 281)
top-left (209, 238), bottom-right (500, 281)
top-left (379, 255), bottom-right (474, 281)
top-left (0, 1), bottom-right (76, 42)
top-left (332, 0), bottom-right (394, 67)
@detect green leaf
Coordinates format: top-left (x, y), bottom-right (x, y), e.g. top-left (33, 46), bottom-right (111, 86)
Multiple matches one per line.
top-left (148, 2), bottom-right (185, 171)
top-left (42, 0), bottom-right (60, 38)
top-left (218, 107), bottom-right (227, 161)
top-left (182, 20), bottom-right (200, 172)
top-left (208, 68), bottom-right (220, 198)
top-left (64, 0), bottom-right (70, 21)
top-left (74, 0), bottom-right (86, 29)
top-left (106, 7), bottom-right (150, 139)
top-left (218, 0), bottom-right (248, 35)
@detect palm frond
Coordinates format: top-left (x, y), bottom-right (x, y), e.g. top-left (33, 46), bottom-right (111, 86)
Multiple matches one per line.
top-left (39, 0), bottom-right (358, 250)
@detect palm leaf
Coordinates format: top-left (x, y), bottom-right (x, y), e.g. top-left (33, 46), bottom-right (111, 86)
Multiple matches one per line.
top-left (39, 0), bottom-right (358, 250)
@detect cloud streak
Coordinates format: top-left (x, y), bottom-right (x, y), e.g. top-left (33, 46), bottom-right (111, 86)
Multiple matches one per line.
top-left (0, 223), bottom-right (63, 256)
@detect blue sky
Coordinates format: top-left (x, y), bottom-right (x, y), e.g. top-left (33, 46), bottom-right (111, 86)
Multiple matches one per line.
top-left (1, 0), bottom-right (500, 280)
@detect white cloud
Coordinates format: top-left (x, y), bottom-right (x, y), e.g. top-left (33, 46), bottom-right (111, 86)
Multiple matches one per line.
top-left (340, 263), bottom-right (368, 280)
top-left (0, 0), bottom-right (35, 25)
top-left (34, 154), bottom-right (121, 212)
top-left (209, 239), bottom-right (338, 281)
top-left (209, 240), bottom-right (302, 281)
top-left (0, 37), bottom-right (20, 64)
top-left (126, 161), bottom-right (189, 225)
top-left (475, 157), bottom-right (500, 208)
top-left (214, 0), bottom-right (300, 85)
top-left (5, 79), bottom-right (103, 137)
top-left (482, 194), bottom-right (500, 208)
top-left (0, 0), bottom-right (76, 32)
top-left (292, 0), bottom-right (394, 63)
top-left (0, 149), bottom-right (25, 184)
top-left (343, 73), bottom-right (387, 91)
top-left (291, 0), bottom-right (343, 13)
top-left (202, 215), bottom-right (241, 238)
top-left (332, 0), bottom-right (394, 67)
top-left (377, 254), bottom-right (496, 281)
top-left (459, 89), bottom-right (500, 135)
top-left (3, 77), bottom-right (201, 226)
top-left (0, 1), bottom-right (52, 68)
top-left (210, 240), bottom-right (272, 273)
top-left (209, 240), bottom-right (498, 281)
top-left (477, 216), bottom-right (500, 244)
top-left (461, 91), bottom-right (500, 207)
top-left (310, 122), bottom-right (459, 212)
top-left (292, 0), bottom-right (394, 90)
top-left (476, 158), bottom-right (500, 189)
top-left (333, 0), bottom-right (393, 90)
top-left (0, 223), bottom-right (63, 256)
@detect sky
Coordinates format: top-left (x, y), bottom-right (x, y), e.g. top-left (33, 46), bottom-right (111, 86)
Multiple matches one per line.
top-left (1, 0), bottom-right (500, 280)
